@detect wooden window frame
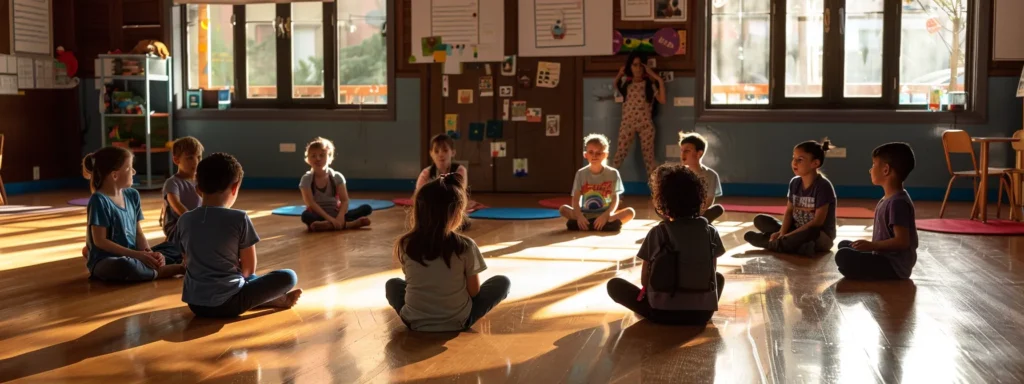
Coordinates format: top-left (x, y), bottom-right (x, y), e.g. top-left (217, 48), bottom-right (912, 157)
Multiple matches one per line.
top-left (176, 1), bottom-right (396, 121)
top-left (696, 0), bottom-right (991, 124)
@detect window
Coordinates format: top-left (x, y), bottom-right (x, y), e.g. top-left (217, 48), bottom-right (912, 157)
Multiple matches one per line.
top-left (182, 0), bottom-right (392, 115)
top-left (704, 0), bottom-right (978, 115)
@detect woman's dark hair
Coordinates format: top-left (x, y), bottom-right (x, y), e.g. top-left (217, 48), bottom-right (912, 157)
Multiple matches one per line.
top-left (649, 163), bottom-right (706, 220)
top-left (82, 146), bottom-right (132, 192)
top-left (795, 139), bottom-right (832, 168)
top-left (617, 51), bottom-right (659, 118)
top-left (394, 172), bottom-right (472, 268)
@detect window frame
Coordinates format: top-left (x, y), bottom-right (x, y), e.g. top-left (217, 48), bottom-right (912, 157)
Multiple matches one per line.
top-left (177, 0), bottom-right (396, 121)
top-left (696, 0), bottom-right (990, 124)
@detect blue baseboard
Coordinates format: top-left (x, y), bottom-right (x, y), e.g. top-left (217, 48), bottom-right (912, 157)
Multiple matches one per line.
top-left (623, 181), bottom-right (998, 202)
top-left (6, 178), bottom-right (88, 196)
top-left (242, 177), bottom-right (417, 192)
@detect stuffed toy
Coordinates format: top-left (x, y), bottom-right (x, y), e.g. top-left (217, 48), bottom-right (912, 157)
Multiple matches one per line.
top-left (130, 40), bottom-right (170, 59)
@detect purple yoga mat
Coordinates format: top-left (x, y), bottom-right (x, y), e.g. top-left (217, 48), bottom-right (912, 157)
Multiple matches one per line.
top-left (68, 197), bottom-right (91, 206)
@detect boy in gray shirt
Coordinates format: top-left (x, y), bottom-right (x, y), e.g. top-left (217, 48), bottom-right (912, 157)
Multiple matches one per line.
top-left (153, 137), bottom-right (204, 264)
top-left (836, 143), bottom-right (918, 280)
top-left (679, 132), bottom-right (724, 222)
top-left (179, 153), bottom-right (302, 318)
top-left (559, 134), bottom-right (635, 231)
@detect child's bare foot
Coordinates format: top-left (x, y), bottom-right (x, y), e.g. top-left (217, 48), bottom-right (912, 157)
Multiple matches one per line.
top-left (345, 217), bottom-right (371, 229)
top-left (81, 245), bottom-right (88, 258)
top-left (310, 221), bottom-right (335, 232)
top-left (157, 264), bottom-right (186, 279)
top-left (260, 289), bottom-right (303, 309)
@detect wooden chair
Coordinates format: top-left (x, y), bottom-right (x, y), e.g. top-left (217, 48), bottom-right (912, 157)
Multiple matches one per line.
top-left (1007, 130), bottom-right (1024, 219)
top-left (940, 130), bottom-right (1013, 218)
top-left (0, 134), bottom-right (6, 205)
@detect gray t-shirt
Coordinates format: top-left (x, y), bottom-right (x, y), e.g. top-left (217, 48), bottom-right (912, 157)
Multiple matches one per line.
top-left (694, 165), bottom-right (722, 208)
top-left (162, 175), bottom-right (202, 242)
top-left (179, 206), bottom-right (260, 307)
top-left (787, 175), bottom-right (837, 239)
top-left (873, 190), bottom-right (918, 279)
top-left (299, 168), bottom-right (347, 217)
top-left (571, 165), bottom-right (625, 219)
top-left (399, 238), bottom-right (486, 332)
top-left (638, 219), bottom-right (725, 311)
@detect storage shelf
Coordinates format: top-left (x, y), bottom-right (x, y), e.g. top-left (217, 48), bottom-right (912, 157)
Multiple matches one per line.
top-left (109, 75), bottom-right (169, 82)
top-left (105, 112), bottom-right (169, 118)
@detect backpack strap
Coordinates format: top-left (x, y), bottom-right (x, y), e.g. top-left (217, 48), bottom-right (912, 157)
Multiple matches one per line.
top-left (428, 164), bottom-right (439, 179)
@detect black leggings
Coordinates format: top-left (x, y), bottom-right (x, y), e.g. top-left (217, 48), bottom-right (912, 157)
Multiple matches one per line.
top-left (751, 214), bottom-right (832, 254)
top-left (835, 240), bottom-right (903, 280)
top-left (301, 204), bottom-right (372, 226)
top-left (606, 274), bottom-right (724, 325)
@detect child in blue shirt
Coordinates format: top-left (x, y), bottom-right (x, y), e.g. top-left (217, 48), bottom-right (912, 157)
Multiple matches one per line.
top-left (836, 143), bottom-right (919, 280)
top-left (179, 153), bottom-right (302, 318)
top-left (607, 163), bottom-right (726, 325)
top-left (83, 147), bottom-right (184, 282)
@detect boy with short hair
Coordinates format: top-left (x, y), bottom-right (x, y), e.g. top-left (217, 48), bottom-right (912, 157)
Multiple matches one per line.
top-left (179, 153), bottom-right (302, 318)
top-left (835, 142), bottom-right (918, 280)
top-left (155, 137), bottom-right (204, 263)
top-left (678, 132), bottom-right (724, 222)
top-left (559, 133), bottom-right (635, 231)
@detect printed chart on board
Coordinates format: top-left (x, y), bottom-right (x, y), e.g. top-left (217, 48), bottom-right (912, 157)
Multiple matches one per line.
top-left (410, 0), bottom-right (505, 63)
top-left (533, 0), bottom-right (585, 48)
top-left (518, 0), bottom-right (612, 57)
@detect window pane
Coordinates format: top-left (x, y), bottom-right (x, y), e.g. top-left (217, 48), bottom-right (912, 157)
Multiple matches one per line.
top-left (899, 0), bottom-right (968, 105)
top-left (844, 1), bottom-right (883, 97)
top-left (292, 3), bottom-right (324, 99)
top-left (186, 4), bottom-right (234, 90)
top-left (337, 0), bottom-right (388, 105)
top-left (785, 0), bottom-right (824, 98)
top-left (709, 0), bottom-right (770, 105)
top-left (246, 4), bottom-right (277, 99)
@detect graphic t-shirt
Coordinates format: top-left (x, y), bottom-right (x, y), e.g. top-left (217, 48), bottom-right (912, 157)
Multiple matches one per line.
top-left (571, 165), bottom-right (625, 219)
top-left (787, 175), bottom-right (838, 239)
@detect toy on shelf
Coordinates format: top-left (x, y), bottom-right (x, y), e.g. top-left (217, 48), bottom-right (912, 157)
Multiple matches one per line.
top-left (56, 46), bottom-right (78, 77)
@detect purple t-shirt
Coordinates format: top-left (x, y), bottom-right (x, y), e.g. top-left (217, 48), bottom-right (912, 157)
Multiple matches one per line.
top-left (787, 175), bottom-right (837, 239)
top-left (873, 190), bottom-right (918, 279)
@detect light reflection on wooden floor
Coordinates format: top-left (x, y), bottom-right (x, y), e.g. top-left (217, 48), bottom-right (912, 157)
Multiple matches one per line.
top-left (1, 190), bottom-right (1023, 383)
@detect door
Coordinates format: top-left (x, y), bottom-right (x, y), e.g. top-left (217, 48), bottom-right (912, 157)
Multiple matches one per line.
top-left (430, 63), bottom-right (496, 192)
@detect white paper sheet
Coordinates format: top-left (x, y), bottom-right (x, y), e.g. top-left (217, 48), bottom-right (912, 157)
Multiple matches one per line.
top-left (12, 0), bottom-right (52, 55)
top-left (533, 0), bottom-right (585, 48)
top-left (17, 57), bottom-right (35, 89)
top-left (430, 0), bottom-right (479, 44)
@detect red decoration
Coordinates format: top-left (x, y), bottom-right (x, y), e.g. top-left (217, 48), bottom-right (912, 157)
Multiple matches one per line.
top-left (56, 46), bottom-right (78, 77)
top-left (926, 18), bottom-right (941, 34)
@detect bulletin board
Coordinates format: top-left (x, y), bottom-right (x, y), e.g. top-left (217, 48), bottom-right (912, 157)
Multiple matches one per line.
top-left (993, 0), bottom-right (1024, 60)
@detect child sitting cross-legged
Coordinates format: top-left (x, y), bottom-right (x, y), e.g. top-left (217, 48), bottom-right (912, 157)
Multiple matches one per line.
top-left (559, 133), bottom-right (635, 231)
top-left (607, 163), bottom-right (727, 325)
top-left (180, 153), bottom-right (302, 318)
top-left (299, 137), bottom-right (371, 232)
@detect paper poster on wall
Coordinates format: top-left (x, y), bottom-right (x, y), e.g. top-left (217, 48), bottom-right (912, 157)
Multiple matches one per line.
top-left (411, 0), bottom-right (505, 63)
top-left (445, 114), bottom-right (459, 134)
top-left (458, 89), bottom-right (474, 104)
top-left (546, 115), bottom-right (561, 136)
top-left (621, 0), bottom-right (654, 20)
top-left (654, 0), bottom-right (686, 22)
top-left (499, 85), bottom-right (513, 97)
top-left (1017, 67), bottom-right (1024, 97)
top-left (503, 99), bottom-right (510, 120)
top-left (501, 55), bottom-right (517, 76)
top-left (479, 76), bottom-right (494, 96)
top-left (485, 63), bottom-right (493, 75)
top-left (442, 75), bottom-right (449, 97)
top-left (518, 0), bottom-right (612, 57)
top-left (536, 62), bottom-right (561, 88)
top-left (526, 108), bottom-right (542, 122)
top-left (512, 101), bottom-right (528, 121)
top-left (486, 120), bottom-right (503, 138)
top-left (16, 57), bottom-right (35, 89)
top-left (443, 56), bottom-right (463, 74)
top-left (469, 122), bottom-right (485, 141)
top-left (491, 141), bottom-right (507, 157)
top-left (514, 158), bottom-right (529, 177)
top-left (660, 71), bottom-right (674, 83)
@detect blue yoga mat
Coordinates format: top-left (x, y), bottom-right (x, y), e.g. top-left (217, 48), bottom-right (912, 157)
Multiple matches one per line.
top-left (271, 199), bottom-right (395, 216)
top-left (468, 207), bottom-right (561, 220)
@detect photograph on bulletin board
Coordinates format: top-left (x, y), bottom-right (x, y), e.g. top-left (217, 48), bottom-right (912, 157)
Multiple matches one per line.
top-left (654, 0), bottom-right (686, 22)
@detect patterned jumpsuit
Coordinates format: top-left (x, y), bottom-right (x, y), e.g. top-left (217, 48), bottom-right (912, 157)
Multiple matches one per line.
top-left (612, 81), bottom-right (657, 176)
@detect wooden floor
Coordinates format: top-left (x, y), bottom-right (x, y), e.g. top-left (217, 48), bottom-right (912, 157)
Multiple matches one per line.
top-left (2, 190), bottom-right (1024, 383)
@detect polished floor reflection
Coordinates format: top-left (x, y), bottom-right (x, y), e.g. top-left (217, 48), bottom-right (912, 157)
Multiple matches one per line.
top-left (1, 191), bottom-right (1022, 383)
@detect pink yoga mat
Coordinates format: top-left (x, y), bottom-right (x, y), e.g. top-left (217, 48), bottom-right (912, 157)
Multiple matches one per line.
top-left (916, 219), bottom-right (1024, 236)
top-left (538, 197), bottom-right (570, 209)
top-left (68, 197), bottom-right (91, 206)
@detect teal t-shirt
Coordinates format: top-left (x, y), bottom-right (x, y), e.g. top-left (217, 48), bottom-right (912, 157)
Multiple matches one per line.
top-left (86, 189), bottom-right (144, 271)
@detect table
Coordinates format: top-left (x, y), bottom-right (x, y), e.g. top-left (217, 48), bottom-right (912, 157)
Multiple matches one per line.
top-left (970, 137), bottom-right (1021, 222)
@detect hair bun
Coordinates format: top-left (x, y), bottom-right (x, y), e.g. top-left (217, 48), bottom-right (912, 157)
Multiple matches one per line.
top-left (821, 140), bottom-right (832, 152)
top-left (439, 172), bottom-right (464, 189)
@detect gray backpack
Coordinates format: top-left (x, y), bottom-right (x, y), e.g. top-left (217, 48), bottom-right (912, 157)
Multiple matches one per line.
top-left (647, 219), bottom-right (717, 300)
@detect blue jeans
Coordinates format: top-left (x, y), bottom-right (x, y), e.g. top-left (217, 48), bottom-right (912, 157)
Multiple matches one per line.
top-left (90, 256), bottom-right (157, 282)
top-left (300, 204), bottom-right (372, 227)
top-left (188, 269), bottom-right (298, 318)
top-left (385, 275), bottom-right (511, 330)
